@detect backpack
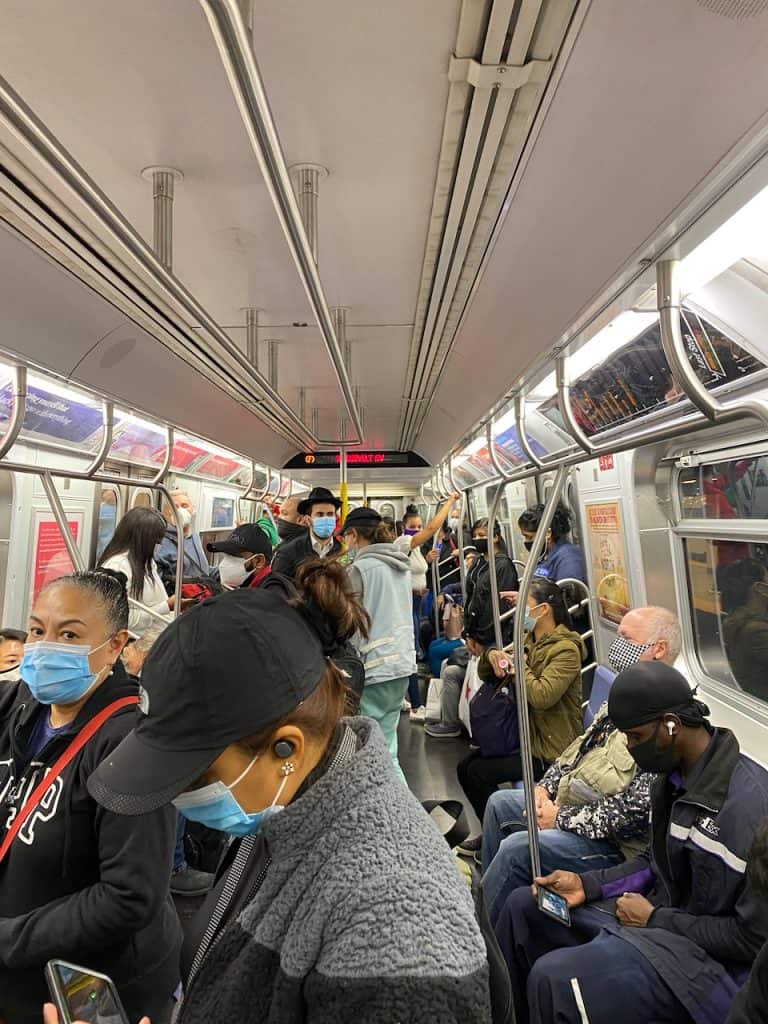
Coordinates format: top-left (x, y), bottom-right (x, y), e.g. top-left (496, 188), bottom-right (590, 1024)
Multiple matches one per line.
top-left (469, 680), bottom-right (520, 758)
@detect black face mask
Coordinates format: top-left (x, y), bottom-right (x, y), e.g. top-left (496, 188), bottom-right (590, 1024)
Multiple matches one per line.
top-left (277, 519), bottom-right (306, 542)
top-left (523, 540), bottom-right (533, 552)
top-left (473, 538), bottom-right (489, 556)
top-left (629, 720), bottom-right (678, 775)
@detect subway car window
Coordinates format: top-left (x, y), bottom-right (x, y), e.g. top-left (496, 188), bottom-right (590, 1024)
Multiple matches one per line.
top-left (679, 455), bottom-right (768, 519)
top-left (684, 537), bottom-right (768, 704)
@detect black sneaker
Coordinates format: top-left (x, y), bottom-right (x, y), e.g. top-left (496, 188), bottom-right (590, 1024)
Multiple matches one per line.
top-left (456, 835), bottom-right (482, 858)
top-left (170, 866), bottom-right (214, 896)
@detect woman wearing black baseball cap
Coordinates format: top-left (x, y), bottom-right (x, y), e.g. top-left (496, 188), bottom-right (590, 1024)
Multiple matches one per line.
top-left (82, 559), bottom-right (492, 1023)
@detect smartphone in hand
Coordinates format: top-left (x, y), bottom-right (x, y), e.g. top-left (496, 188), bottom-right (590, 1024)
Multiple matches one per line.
top-left (45, 960), bottom-right (130, 1024)
top-left (536, 885), bottom-right (572, 927)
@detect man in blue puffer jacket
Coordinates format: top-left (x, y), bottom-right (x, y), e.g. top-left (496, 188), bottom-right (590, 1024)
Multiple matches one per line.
top-left (496, 661), bottom-right (768, 1024)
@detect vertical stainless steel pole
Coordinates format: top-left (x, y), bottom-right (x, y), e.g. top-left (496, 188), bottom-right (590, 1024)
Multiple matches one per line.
top-left (245, 307), bottom-right (260, 369)
top-left (509, 464), bottom-right (568, 879)
top-left (141, 166), bottom-right (183, 273)
top-left (291, 163), bottom-right (326, 266)
top-left (268, 340), bottom-right (279, 391)
top-left (39, 471), bottom-right (86, 571)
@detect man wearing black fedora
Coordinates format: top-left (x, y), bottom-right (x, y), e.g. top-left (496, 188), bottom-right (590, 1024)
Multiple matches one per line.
top-left (271, 486), bottom-right (342, 581)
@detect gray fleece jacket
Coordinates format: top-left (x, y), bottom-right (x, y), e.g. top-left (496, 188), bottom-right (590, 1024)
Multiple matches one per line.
top-left (348, 543), bottom-right (416, 684)
top-left (178, 719), bottom-right (491, 1023)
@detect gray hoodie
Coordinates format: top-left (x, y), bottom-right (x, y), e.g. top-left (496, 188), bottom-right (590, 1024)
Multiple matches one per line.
top-left (348, 544), bottom-right (416, 684)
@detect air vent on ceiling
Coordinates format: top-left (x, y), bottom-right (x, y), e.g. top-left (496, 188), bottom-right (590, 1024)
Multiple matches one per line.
top-left (697, 0), bottom-right (768, 19)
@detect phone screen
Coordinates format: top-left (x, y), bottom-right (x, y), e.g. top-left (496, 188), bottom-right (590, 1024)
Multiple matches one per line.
top-left (47, 962), bottom-right (128, 1024)
top-left (537, 886), bottom-right (571, 926)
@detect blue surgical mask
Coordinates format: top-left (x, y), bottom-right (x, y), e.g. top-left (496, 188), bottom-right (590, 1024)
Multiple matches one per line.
top-left (312, 516), bottom-right (336, 539)
top-left (173, 752), bottom-right (290, 837)
top-left (20, 638), bottom-right (112, 705)
top-left (524, 614), bottom-right (537, 632)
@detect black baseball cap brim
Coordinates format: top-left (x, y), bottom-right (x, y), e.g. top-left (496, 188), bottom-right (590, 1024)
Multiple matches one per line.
top-left (87, 732), bottom-right (223, 815)
top-left (207, 523), bottom-right (272, 558)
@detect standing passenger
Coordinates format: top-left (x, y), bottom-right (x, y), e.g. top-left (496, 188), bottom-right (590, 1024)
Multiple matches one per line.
top-left (275, 495), bottom-right (309, 544)
top-left (85, 572), bottom-right (492, 1023)
top-left (207, 523), bottom-right (274, 590)
top-left (340, 507), bottom-right (415, 780)
top-left (0, 569), bottom-right (180, 1023)
top-left (99, 507), bottom-right (175, 635)
top-left (271, 486), bottom-right (342, 581)
top-left (516, 502), bottom-right (587, 585)
top-left (396, 494), bottom-right (460, 720)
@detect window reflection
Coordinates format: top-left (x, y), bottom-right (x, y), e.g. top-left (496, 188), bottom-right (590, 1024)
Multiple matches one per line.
top-left (679, 456), bottom-right (768, 523)
top-left (95, 488), bottom-right (118, 561)
top-left (684, 538), bottom-right (768, 704)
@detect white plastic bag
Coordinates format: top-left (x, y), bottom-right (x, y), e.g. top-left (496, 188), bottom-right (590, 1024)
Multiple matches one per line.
top-left (458, 655), bottom-right (482, 736)
top-left (425, 677), bottom-right (443, 723)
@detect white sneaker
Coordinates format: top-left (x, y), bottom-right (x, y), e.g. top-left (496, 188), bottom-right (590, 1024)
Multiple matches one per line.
top-left (401, 699), bottom-right (411, 713)
top-left (409, 706), bottom-right (427, 723)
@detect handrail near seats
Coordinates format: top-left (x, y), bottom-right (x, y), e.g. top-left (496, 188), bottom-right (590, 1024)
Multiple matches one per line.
top-left (450, 256), bottom-right (768, 881)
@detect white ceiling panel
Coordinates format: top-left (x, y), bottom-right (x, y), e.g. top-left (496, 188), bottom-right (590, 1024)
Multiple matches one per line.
top-left (417, 0), bottom-right (768, 461)
top-left (0, 0), bottom-right (460, 450)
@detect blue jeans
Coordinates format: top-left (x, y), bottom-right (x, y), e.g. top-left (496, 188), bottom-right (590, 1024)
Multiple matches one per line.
top-left (408, 593), bottom-right (423, 708)
top-left (481, 789), bottom-right (623, 926)
top-left (173, 813), bottom-right (186, 873)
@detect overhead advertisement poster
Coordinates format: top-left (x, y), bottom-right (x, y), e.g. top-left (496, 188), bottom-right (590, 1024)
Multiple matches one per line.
top-left (31, 515), bottom-right (82, 603)
top-left (585, 501), bottom-right (630, 624)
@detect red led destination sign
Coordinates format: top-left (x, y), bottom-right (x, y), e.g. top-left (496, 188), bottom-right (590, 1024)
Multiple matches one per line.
top-left (284, 450), bottom-right (428, 470)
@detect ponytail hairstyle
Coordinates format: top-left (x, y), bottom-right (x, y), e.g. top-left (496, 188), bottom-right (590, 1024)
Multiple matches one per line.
top-left (42, 568), bottom-right (130, 632)
top-left (99, 507), bottom-right (167, 601)
top-left (403, 504), bottom-right (421, 527)
top-left (528, 578), bottom-right (572, 630)
top-left (518, 502), bottom-right (573, 543)
top-left (352, 520), bottom-right (397, 545)
top-left (242, 559), bottom-right (371, 754)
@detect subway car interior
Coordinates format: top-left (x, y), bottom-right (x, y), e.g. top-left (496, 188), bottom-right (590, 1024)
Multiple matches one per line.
top-left (1, 1), bottom-right (768, 1021)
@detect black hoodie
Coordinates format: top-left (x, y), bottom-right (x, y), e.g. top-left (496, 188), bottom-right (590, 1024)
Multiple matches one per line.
top-left (0, 664), bottom-right (181, 1024)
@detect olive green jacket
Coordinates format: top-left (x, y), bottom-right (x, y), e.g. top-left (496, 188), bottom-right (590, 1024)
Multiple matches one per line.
top-left (480, 624), bottom-right (584, 763)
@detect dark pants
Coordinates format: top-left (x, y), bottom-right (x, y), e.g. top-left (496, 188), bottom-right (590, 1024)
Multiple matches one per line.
top-left (173, 812), bottom-right (186, 872)
top-left (408, 593), bottom-right (423, 708)
top-left (496, 886), bottom-right (692, 1024)
top-left (457, 749), bottom-right (547, 822)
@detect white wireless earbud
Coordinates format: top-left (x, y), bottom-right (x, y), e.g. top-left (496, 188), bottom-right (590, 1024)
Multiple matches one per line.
top-left (666, 721), bottom-right (675, 736)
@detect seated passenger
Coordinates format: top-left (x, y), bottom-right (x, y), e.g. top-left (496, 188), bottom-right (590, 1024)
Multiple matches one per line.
top-left (480, 605), bottom-right (680, 925)
top-left (156, 489), bottom-right (217, 584)
top-left (455, 580), bottom-right (584, 857)
top-left (86, 563), bottom-right (493, 1022)
top-left (0, 569), bottom-right (180, 1023)
top-left (270, 486), bottom-right (342, 581)
top-left (0, 627), bottom-right (26, 683)
top-left (496, 661), bottom-right (768, 1024)
top-left (121, 622), bottom-right (166, 680)
top-left (728, 821), bottom-right (768, 1023)
top-left (207, 522), bottom-right (274, 589)
top-left (424, 520), bottom-right (519, 739)
top-left (99, 506), bottom-right (175, 634)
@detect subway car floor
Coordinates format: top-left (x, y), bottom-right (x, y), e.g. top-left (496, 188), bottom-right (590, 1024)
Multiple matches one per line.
top-left (173, 715), bottom-right (481, 940)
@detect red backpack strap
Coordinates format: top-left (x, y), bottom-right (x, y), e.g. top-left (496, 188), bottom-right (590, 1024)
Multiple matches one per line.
top-left (0, 695), bottom-right (138, 865)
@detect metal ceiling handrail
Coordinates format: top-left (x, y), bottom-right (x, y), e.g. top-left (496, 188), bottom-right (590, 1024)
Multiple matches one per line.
top-left (150, 426), bottom-right (174, 487)
top-left (515, 393), bottom-right (543, 470)
top-left (486, 420), bottom-right (509, 479)
top-left (199, 0), bottom-right (364, 446)
top-left (0, 73), bottom-right (314, 451)
top-left (84, 400), bottom-right (114, 478)
top-left (0, 366), bottom-right (27, 461)
top-left (556, 355), bottom-right (594, 455)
